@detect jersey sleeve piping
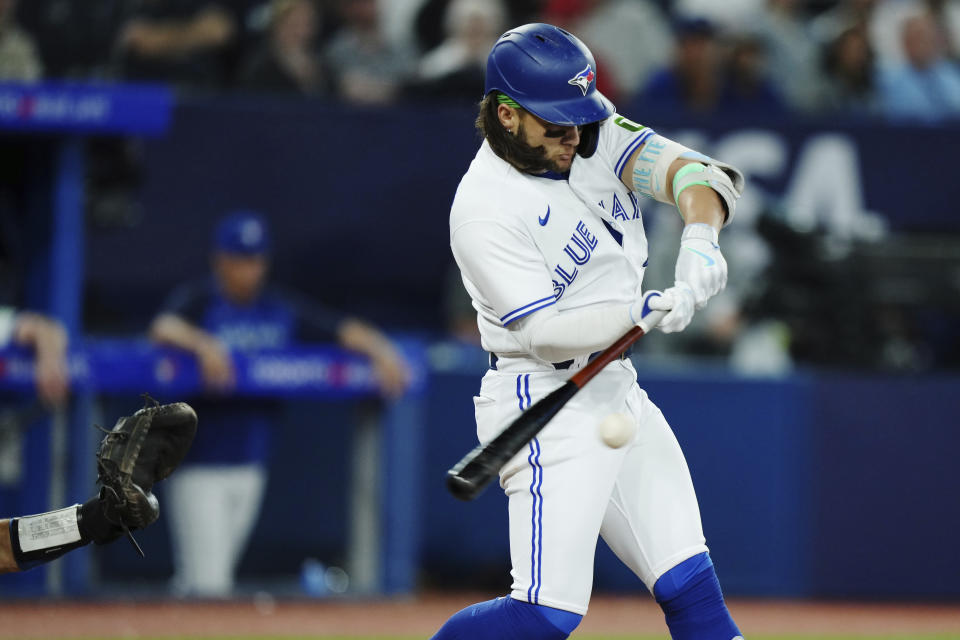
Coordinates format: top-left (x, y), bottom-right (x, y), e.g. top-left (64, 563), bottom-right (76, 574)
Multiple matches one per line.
top-left (614, 128), bottom-right (655, 178)
top-left (501, 295), bottom-right (557, 326)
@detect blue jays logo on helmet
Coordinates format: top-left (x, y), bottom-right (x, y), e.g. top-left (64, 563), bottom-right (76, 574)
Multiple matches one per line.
top-left (484, 23), bottom-right (614, 126)
top-left (567, 64), bottom-right (595, 96)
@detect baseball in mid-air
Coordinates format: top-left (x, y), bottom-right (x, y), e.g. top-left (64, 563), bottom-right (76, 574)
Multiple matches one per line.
top-left (597, 413), bottom-right (636, 448)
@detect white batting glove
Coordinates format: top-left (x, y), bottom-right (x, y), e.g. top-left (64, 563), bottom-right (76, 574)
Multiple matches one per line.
top-left (646, 284), bottom-right (696, 333)
top-left (675, 223), bottom-right (727, 310)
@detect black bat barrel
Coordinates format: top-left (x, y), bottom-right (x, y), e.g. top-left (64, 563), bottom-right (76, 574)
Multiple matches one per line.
top-left (446, 381), bottom-right (578, 501)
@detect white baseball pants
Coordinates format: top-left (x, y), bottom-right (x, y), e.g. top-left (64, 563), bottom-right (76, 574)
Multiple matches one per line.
top-left (166, 464), bottom-right (267, 597)
top-left (476, 359), bottom-right (708, 614)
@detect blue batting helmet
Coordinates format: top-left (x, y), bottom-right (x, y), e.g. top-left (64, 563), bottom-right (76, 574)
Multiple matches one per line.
top-left (485, 23), bottom-right (614, 126)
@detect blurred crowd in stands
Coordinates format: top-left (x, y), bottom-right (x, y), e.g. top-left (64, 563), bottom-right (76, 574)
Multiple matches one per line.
top-left (0, 0), bottom-right (958, 376)
top-left (1, 0), bottom-right (960, 122)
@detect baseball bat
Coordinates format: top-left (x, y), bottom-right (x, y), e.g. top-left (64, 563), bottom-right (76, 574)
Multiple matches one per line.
top-left (446, 290), bottom-right (668, 501)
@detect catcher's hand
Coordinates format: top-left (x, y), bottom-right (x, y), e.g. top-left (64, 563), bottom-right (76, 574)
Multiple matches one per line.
top-left (93, 397), bottom-right (197, 555)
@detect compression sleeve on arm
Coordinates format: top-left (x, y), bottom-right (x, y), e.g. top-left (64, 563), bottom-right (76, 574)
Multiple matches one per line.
top-left (630, 133), bottom-right (744, 227)
top-left (513, 302), bottom-right (635, 363)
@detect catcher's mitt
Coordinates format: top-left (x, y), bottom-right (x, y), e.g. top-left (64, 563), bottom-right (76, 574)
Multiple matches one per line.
top-left (95, 397), bottom-right (197, 555)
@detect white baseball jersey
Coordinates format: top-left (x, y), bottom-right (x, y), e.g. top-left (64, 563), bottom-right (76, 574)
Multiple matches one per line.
top-left (449, 116), bottom-right (708, 614)
top-left (450, 115), bottom-right (655, 363)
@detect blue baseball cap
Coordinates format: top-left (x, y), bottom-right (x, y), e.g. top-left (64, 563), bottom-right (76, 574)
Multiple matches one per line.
top-left (213, 210), bottom-right (271, 255)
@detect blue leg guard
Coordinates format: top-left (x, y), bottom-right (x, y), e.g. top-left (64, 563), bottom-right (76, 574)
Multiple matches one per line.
top-left (653, 552), bottom-right (743, 640)
top-left (430, 595), bottom-right (582, 640)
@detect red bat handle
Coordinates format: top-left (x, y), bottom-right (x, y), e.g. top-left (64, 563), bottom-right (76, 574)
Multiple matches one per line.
top-left (569, 325), bottom-right (645, 389)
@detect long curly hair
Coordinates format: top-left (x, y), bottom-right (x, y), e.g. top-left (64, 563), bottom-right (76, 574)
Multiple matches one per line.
top-left (475, 92), bottom-right (557, 174)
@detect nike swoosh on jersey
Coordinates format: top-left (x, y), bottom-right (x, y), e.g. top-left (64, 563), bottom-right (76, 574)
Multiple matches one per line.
top-left (684, 246), bottom-right (716, 267)
top-left (539, 206), bottom-right (550, 226)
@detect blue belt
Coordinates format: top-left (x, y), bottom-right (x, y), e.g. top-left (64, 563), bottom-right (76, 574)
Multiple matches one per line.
top-left (489, 347), bottom-right (632, 371)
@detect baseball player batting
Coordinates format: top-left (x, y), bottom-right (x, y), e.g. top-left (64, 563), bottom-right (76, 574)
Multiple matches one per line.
top-left (431, 24), bottom-right (745, 640)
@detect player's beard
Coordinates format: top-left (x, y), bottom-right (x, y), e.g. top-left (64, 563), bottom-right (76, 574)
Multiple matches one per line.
top-left (511, 122), bottom-right (574, 175)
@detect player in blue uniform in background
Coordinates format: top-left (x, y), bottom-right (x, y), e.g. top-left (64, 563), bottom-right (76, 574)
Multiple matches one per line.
top-left (149, 210), bottom-right (409, 597)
